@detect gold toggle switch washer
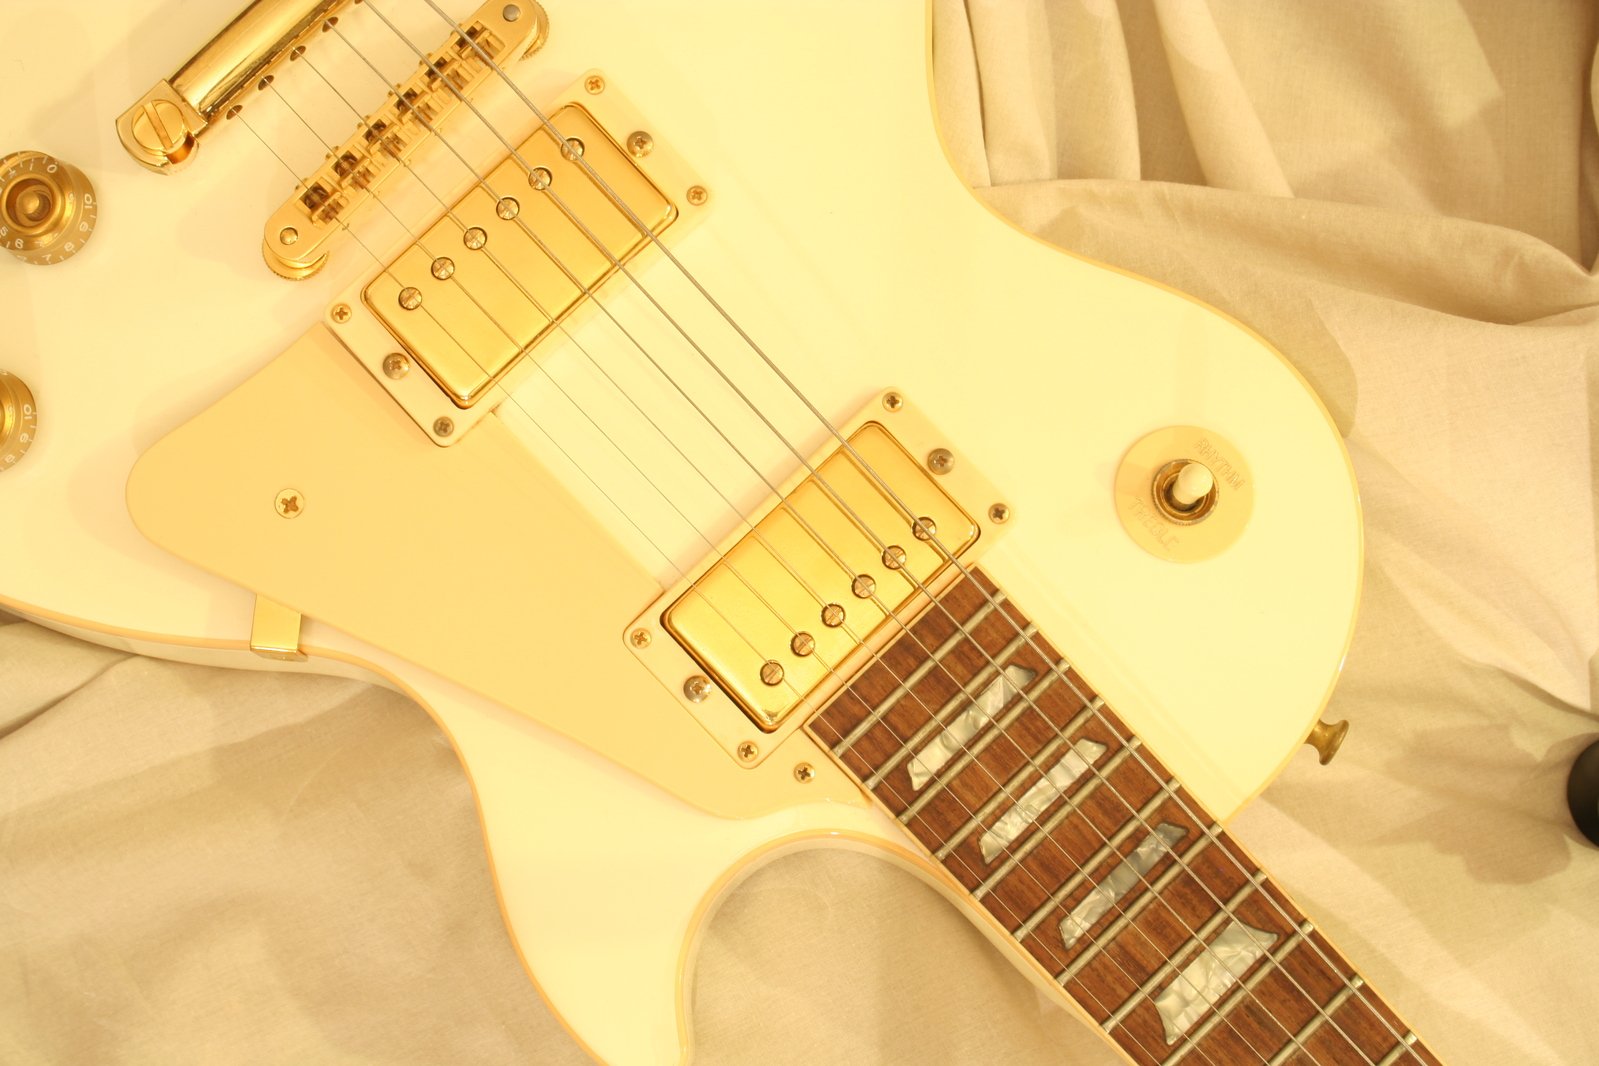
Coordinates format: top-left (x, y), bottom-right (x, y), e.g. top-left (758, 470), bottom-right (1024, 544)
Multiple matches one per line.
top-left (1, 151), bottom-right (98, 265)
top-left (0, 371), bottom-right (39, 471)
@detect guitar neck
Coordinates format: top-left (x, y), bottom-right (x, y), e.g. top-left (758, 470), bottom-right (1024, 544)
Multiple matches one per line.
top-left (806, 569), bottom-right (1436, 1066)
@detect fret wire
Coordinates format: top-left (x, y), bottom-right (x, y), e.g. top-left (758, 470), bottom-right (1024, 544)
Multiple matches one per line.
top-left (379, 2), bottom-right (1403, 1056)
top-left (930, 682), bottom-right (1094, 856)
top-left (1013, 787), bottom-right (1180, 939)
top-left (807, 705), bottom-right (1220, 1066)
top-left (1263, 976), bottom-right (1366, 1066)
top-left (973, 748), bottom-right (1148, 902)
top-left (862, 624), bottom-right (1039, 788)
top-left (1104, 872), bottom-right (1268, 1032)
top-left (1375, 1033), bottom-right (1421, 1066)
top-left (1165, 920), bottom-right (1315, 1066)
top-left (831, 596), bottom-right (1005, 756)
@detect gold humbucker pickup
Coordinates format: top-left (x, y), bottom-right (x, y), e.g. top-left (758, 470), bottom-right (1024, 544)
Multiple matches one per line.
top-left (363, 103), bottom-right (676, 407)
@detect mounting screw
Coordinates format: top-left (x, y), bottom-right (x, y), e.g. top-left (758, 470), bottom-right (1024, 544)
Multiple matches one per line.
top-left (686, 185), bottom-right (709, 206)
top-left (627, 131), bottom-right (654, 157)
top-left (584, 74), bottom-right (605, 94)
top-left (274, 488), bottom-right (304, 519)
top-left (383, 353), bottom-right (410, 380)
top-left (330, 303), bottom-right (352, 324)
top-left (279, 227), bottom-right (298, 246)
top-left (629, 627), bottom-right (652, 649)
top-left (927, 448), bottom-right (955, 475)
top-left (736, 740), bottom-right (758, 762)
top-left (988, 502), bottom-right (1011, 524)
top-left (684, 675), bottom-right (712, 702)
top-left (881, 392), bottom-right (904, 412)
top-left (793, 762), bottom-right (815, 783)
top-left (433, 417), bottom-right (455, 437)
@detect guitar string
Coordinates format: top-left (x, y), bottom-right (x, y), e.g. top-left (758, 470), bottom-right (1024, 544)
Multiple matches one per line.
top-left (325, 11), bottom-right (1339, 1061)
top-left (403, 3), bottom-right (1413, 1057)
top-left (266, 38), bottom-right (1267, 1066)
top-left (280, 4), bottom-right (1400, 1060)
top-left (330, 6), bottom-right (1381, 1061)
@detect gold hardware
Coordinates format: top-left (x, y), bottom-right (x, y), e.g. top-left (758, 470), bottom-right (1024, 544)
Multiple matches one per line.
top-left (881, 391), bottom-right (904, 412)
top-left (927, 448), bottom-right (954, 474)
top-left (432, 417), bottom-right (455, 438)
top-left (278, 227), bottom-right (298, 245)
top-left (0, 371), bottom-right (39, 472)
top-left (1114, 426), bottom-right (1254, 563)
top-left (397, 287), bottom-right (424, 311)
top-left (382, 354), bottom-right (410, 380)
top-left (686, 184), bottom-right (709, 206)
top-left (584, 74), bottom-right (606, 94)
top-left (790, 632), bottom-right (815, 656)
top-left (1305, 718), bottom-right (1349, 765)
top-left (662, 421), bottom-right (978, 732)
top-left (626, 131), bottom-right (654, 157)
top-left (683, 675), bottom-right (712, 702)
top-left (628, 627), bottom-right (652, 648)
top-left (274, 488), bottom-right (305, 518)
top-left (881, 545), bottom-right (907, 570)
top-left (509, 2), bottom-right (551, 59)
top-left (988, 502), bottom-right (1011, 524)
top-left (330, 303), bottom-right (352, 324)
top-left (759, 661), bottom-right (785, 686)
top-left (250, 594), bottom-right (308, 662)
top-left (911, 516), bottom-right (937, 541)
top-left (260, 0), bottom-right (542, 279)
top-left (793, 762), bottom-right (816, 783)
top-left (736, 741), bottom-right (759, 762)
top-left (117, 0), bottom-right (353, 174)
top-left (362, 103), bottom-right (676, 409)
top-left (0, 151), bottom-right (98, 265)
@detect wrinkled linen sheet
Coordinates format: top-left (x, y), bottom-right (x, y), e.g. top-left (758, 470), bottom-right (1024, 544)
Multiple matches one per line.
top-left (4, 2), bottom-right (1597, 1063)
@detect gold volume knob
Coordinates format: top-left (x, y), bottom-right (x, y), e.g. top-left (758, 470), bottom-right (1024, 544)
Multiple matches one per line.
top-left (0, 151), bottom-right (98, 265)
top-left (0, 371), bottom-right (39, 471)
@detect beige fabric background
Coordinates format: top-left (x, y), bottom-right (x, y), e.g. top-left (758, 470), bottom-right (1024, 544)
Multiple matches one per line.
top-left (5, 1), bottom-right (1598, 1063)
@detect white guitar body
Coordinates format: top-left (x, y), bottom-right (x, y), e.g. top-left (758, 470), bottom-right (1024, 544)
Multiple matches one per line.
top-left (0, 1), bottom-right (1361, 1062)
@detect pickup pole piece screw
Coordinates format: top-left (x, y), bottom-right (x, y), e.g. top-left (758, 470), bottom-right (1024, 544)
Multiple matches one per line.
top-left (989, 503), bottom-right (1011, 524)
top-left (684, 675), bottom-right (712, 702)
top-left (821, 603), bottom-right (845, 628)
top-left (882, 545), bottom-right (907, 570)
top-left (851, 574), bottom-right (876, 599)
top-left (627, 131), bottom-right (654, 157)
top-left (496, 196), bottom-right (520, 220)
top-left (431, 256), bottom-right (455, 280)
top-left (274, 489), bottom-right (304, 519)
top-left (382, 353), bottom-right (410, 379)
top-left (331, 303), bottom-right (352, 323)
top-left (927, 448), bottom-right (954, 474)
top-left (686, 185), bottom-right (709, 206)
top-left (912, 516), bottom-right (937, 541)
top-left (398, 287), bottom-right (423, 311)
top-left (528, 166), bottom-right (553, 190)
top-left (585, 75), bottom-right (605, 94)
top-left (463, 227), bottom-right (487, 250)
top-left (760, 660), bottom-right (785, 687)
top-left (736, 741), bottom-right (758, 762)
top-left (629, 627), bottom-right (652, 649)
top-left (790, 632), bottom-right (816, 657)
top-left (433, 417), bottom-right (454, 437)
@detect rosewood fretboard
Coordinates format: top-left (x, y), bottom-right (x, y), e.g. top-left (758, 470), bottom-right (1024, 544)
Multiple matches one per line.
top-left (806, 570), bottom-right (1436, 1066)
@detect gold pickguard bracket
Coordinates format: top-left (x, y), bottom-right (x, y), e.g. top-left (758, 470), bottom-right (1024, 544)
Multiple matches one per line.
top-left (625, 391), bottom-right (1017, 766)
top-left (326, 70), bottom-right (707, 445)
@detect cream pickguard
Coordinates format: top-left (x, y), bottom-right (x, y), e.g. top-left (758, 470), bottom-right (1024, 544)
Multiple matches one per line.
top-left (0, 1), bottom-right (1361, 1062)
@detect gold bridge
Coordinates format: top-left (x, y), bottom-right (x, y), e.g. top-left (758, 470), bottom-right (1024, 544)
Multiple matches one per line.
top-left (364, 102), bottom-right (675, 407)
top-left (627, 396), bottom-right (1015, 760)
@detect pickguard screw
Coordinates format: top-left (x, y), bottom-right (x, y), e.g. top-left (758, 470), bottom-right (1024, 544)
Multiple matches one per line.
top-left (433, 417), bottom-right (455, 437)
top-left (627, 131), bottom-right (654, 157)
top-left (790, 631), bottom-right (816, 657)
top-left (882, 392), bottom-right (904, 412)
top-left (793, 762), bottom-right (815, 783)
top-left (736, 741), bottom-right (758, 762)
top-left (927, 448), bottom-right (954, 475)
top-left (585, 74), bottom-right (605, 94)
top-left (989, 503), bottom-right (1011, 524)
top-left (382, 353), bottom-right (410, 379)
top-left (279, 227), bottom-right (299, 246)
top-left (686, 185), bottom-right (709, 206)
top-left (759, 660), bottom-right (785, 686)
top-left (684, 675), bottom-right (712, 702)
top-left (274, 488), bottom-right (304, 519)
top-left (629, 627), bottom-right (652, 649)
top-left (331, 303), bottom-right (352, 323)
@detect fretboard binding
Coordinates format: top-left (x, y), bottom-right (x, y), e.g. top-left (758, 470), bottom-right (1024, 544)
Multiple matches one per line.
top-left (1011, 779), bottom-right (1172, 939)
top-left (862, 624), bottom-right (1039, 789)
top-left (972, 738), bottom-right (1142, 901)
top-left (1102, 871), bottom-right (1267, 1032)
top-left (1162, 920), bottom-right (1314, 1066)
top-left (1261, 973), bottom-right (1365, 1066)
top-left (829, 594), bottom-right (1005, 756)
top-left (1057, 829), bottom-right (1217, 984)
top-left (918, 680), bottom-right (1091, 844)
top-left (1375, 1033), bottom-right (1420, 1066)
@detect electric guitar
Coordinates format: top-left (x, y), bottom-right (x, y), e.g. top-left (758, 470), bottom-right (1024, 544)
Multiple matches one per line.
top-left (0, 1), bottom-right (1439, 1062)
